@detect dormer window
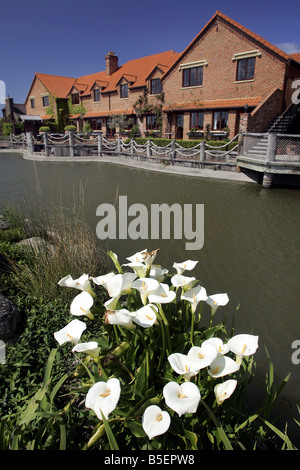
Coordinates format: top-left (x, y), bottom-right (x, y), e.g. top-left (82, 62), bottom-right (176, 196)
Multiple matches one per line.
top-left (150, 78), bottom-right (162, 94)
top-left (120, 84), bottom-right (128, 98)
top-left (93, 88), bottom-right (100, 102)
top-left (71, 93), bottom-right (79, 105)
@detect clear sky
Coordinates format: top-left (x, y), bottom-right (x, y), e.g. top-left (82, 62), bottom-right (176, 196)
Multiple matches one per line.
top-left (1, 0), bottom-right (300, 104)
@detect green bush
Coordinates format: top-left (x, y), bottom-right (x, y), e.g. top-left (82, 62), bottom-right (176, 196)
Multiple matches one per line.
top-left (39, 126), bottom-right (50, 133)
top-left (64, 125), bottom-right (77, 132)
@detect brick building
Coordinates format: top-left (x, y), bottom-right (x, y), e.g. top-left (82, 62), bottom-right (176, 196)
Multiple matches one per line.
top-left (24, 11), bottom-right (300, 139)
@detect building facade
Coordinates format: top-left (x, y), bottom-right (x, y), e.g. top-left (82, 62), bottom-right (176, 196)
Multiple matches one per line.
top-left (24, 11), bottom-right (300, 139)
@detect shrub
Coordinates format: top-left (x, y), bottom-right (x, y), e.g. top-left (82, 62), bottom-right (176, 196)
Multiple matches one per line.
top-left (39, 126), bottom-right (51, 133)
top-left (64, 125), bottom-right (77, 132)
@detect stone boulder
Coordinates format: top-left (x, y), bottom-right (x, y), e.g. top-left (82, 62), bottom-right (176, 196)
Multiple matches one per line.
top-left (0, 294), bottom-right (20, 341)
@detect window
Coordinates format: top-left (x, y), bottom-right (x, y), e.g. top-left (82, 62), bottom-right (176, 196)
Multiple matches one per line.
top-left (190, 111), bottom-right (204, 130)
top-left (120, 84), bottom-right (128, 98)
top-left (236, 57), bottom-right (256, 81)
top-left (30, 98), bottom-right (35, 109)
top-left (93, 88), bottom-right (100, 102)
top-left (42, 95), bottom-right (49, 107)
top-left (213, 111), bottom-right (228, 130)
top-left (150, 78), bottom-right (162, 94)
top-left (90, 118), bottom-right (102, 130)
top-left (71, 93), bottom-right (80, 105)
top-left (146, 115), bottom-right (158, 130)
top-left (183, 66), bottom-right (203, 87)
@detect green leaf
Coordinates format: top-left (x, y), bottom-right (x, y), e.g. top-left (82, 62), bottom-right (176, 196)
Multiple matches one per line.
top-left (101, 412), bottom-right (119, 450)
top-left (261, 418), bottom-right (296, 450)
top-left (202, 400), bottom-right (233, 450)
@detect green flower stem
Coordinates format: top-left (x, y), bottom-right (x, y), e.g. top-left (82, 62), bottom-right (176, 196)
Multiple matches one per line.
top-left (158, 304), bottom-right (172, 356)
top-left (157, 317), bottom-right (166, 371)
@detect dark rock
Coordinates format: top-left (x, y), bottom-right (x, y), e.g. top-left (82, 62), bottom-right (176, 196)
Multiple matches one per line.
top-left (0, 216), bottom-right (12, 231)
top-left (0, 294), bottom-right (20, 341)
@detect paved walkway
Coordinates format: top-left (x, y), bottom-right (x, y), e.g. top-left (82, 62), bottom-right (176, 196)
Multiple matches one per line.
top-left (2, 148), bottom-right (257, 184)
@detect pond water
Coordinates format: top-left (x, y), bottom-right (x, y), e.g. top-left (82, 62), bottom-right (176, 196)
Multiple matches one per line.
top-left (1, 151), bottom-right (300, 444)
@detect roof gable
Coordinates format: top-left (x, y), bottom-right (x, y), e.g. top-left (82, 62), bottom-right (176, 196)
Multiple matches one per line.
top-left (162, 10), bottom-right (291, 81)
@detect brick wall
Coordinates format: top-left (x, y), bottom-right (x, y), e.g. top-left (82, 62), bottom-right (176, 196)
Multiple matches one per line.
top-left (25, 76), bottom-right (57, 119)
top-left (162, 17), bottom-right (287, 138)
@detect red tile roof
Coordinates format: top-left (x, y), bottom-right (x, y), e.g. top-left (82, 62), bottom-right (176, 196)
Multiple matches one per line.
top-left (163, 97), bottom-right (262, 111)
top-left (75, 50), bottom-right (180, 96)
top-left (35, 73), bottom-right (76, 98)
top-left (290, 52), bottom-right (300, 64)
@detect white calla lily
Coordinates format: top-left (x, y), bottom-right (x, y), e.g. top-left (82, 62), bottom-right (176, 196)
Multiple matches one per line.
top-left (214, 379), bottom-right (237, 405)
top-left (106, 272), bottom-right (137, 298)
top-left (181, 284), bottom-right (207, 313)
top-left (91, 272), bottom-right (115, 289)
top-left (54, 319), bottom-right (86, 345)
top-left (70, 291), bottom-right (94, 319)
top-left (127, 249), bottom-right (160, 268)
top-left (187, 344), bottom-right (218, 371)
top-left (173, 260), bottom-right (198, 275)
top-left (142, 405), bottom-right (171, 440)
top-left (149, 265), bottom-right (168, 283)
top-left (148, 283), bottom-right (176, 304)
top-left (58, 273), bottom-right (95, 296)
top-left (208, 355), bottom-right (240, 378)
top-left (171, 274), bottom-right (197, 291)
top-left (105, 308), bottom-right (136, 328)
top-left (85, 378), bottom-right (121, 420)
top-left (133, 304), bottom-right (158, 328)
top-left (123, 262), bottom-right (147, 278)
top-left (167, 352), bottom-right (198, 380)
top-left (206, 293), bottom-right (229, 315)
top-left (72, 341), bottom-right (100, 359)
top-left (163, 381), bottom-right (201, 417)
top-left (227, 334), bottom-right (259, 364)
top-left (202, 337), bottom-right (229, 356)
top-left (132, 277), bottom-right (161, 305)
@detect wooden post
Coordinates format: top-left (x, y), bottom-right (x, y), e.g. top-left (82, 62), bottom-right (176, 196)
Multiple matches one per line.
top-left (147, 139), bottom-right (152, 158)
top-left (117, 136), bottom-right (121, 154)
top-left (171, 139), bottom-right (176, 163)
top-left (26, 132), bottom-right (34, 155)
top-left (43, 132), bottom-right (49, 157)
top-left (69, 131), bottom-right (74, 157)
top-left (98, 134), bottom-right (102, 156)
top-left (131, 139), bottom-right (134, 158)
top-left (200, 141), bottom-right (206, 162)
top-left (266, 132), bottom-right (277, 162)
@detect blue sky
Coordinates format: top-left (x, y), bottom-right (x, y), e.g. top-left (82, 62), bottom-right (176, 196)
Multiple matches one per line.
top-left (1, 0), bottom-right (300, 104)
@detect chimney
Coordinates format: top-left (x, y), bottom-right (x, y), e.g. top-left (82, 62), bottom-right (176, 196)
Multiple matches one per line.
top-left (105, 52), bottom-right (118, 76)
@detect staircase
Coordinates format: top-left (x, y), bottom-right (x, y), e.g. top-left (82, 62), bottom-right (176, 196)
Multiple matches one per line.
top-left (245, 134), bottom-right (268, 160)
top-left (265, 102), bottom-right (300, 133)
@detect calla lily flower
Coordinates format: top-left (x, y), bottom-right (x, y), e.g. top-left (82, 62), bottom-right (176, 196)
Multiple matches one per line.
top-left (227, 334), bottom-right (259, 364)
top-left (105, 308), bottom-right (136, 328)
top-left (132, 277), bottom-right (161, 305)
top-left (133, 304), bottom-right (158, 328)
top-left (163, 381), bottom-right (201, 417)
top-left (173, 260), bottom-right (198, 275)
top-left (85, 378), bottom-right (121, 420)
top-left (201, 337), bottom-right (229, 356)
top-left (123, 262), bottom-right (147, 278)
top-left (206, 293), bottom-right (229, 315)
top-left (181, 284), bottom-right (207, 313)
top-left (72, 341), bottom-right (100, 360)
top-left (187, 344), bottom-right (218, 371)
top-left (70, 291), bottom-right (94, 319)
top-left (214, 379), bottom-right (237, 405)
top-left (149, 265), bottom-right (168, 283)
top-left (167, 353), bottom-right (198, 380)
top-left (208, 355), bottom-right (240, 378)
top-left (148, 283), bottom-right (176, 304)
top-left (91, 272), bottom-right (115, 289)
top-left (58, 273), bottom-right (95, 296)
top-left (142, 405), bottom-right (171, 440)
top-left (171, 274), bottom-right (197, 291)
top-left (54, 319), bottom-right (86, 345)
top-left (127, 249), bottom-right (160, 268)
top-left (106, 272), bottom-right (137, 298)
